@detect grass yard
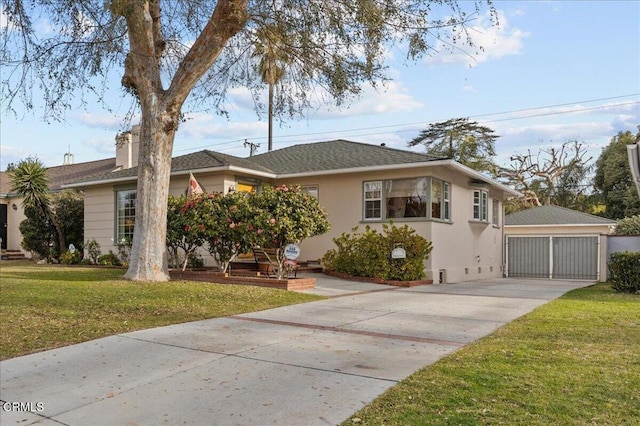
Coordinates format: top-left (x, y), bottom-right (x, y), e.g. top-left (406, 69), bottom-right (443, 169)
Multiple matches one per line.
top-left (0, 261), bottom-right (323, 360)
top-left (345, 282), bottom-right (640, 425)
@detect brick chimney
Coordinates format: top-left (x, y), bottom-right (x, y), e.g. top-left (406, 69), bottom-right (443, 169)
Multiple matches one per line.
top-left (115, 124), bottom-right (140, 169)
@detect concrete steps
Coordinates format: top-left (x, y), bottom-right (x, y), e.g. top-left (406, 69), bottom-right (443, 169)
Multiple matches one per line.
top-left (1, 250), bottom-right (26, 260)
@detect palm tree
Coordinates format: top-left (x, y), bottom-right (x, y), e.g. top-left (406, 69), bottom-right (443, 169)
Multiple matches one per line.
top-left (9, 157), bottom-right (65, 256)
top-left (253, 25), bottom-right (290, 151)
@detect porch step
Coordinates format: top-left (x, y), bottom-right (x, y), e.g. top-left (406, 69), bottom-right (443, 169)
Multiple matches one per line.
top-left (1, 250), bottom-right (26, 260)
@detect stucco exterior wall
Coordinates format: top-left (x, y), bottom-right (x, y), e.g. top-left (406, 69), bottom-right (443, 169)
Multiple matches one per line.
top-left (1, 198), bottom-right (27, 253)
top-left (84, 184), bottom-right (119, 254)
top-left (80, 164), bottom-right (509, 283)
top-left (279, 165), bottom-right (505, 283)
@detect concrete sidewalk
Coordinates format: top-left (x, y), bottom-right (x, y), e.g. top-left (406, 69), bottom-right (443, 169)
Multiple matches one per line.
top-left (0, 276), bottom-right (592, 426)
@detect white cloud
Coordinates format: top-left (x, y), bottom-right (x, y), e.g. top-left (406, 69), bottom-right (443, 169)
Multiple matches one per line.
top-left (74, 112), bottom-right (129, 130)
top-left (82, 136), bottom-right (116, 156)
top-left (308, 81), bottom-right (425, 120)
top-left (179, 112), bottom-right (267, 141)
top-left (425, 10), bottom-right (530, 67)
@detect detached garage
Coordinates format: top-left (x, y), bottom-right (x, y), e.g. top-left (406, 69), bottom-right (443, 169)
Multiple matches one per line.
top-left (504, 205), bottom-right (616, 281)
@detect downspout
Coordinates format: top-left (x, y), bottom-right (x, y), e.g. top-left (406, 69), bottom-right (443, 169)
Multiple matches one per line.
top-left (548, 236), bottom-right (553, 280)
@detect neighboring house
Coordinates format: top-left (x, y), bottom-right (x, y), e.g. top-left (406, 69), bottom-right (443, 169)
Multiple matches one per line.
top-left (504, 205), bottom-right (616, 281)
top-left (0, 157), bottom-right (116, 256)
top-left (66, 126), bottom-right (520, 283)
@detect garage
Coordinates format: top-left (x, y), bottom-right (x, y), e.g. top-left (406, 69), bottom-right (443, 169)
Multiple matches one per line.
top-left (504, 206), bottom-right (615, 281)
top-left (506, 235), bottom-right (599, 280)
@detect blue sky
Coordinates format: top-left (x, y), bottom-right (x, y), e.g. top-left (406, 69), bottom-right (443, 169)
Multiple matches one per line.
top-left (1, 0), bottom-right (639, 171)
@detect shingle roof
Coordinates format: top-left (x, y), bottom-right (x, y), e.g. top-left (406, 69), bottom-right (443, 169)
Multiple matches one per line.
top-left (505, 205), bottom-right (616, 226)
top-left (1, 158), bottom-right (116, 196)
top-left (0, 172), bottom-right (11, 196)
top-left (250, 140), bottom-right (443, 174)
top-left (69, 150), bottom-right (276, 185)
top-left (47, 158), bottom-right (117, 190)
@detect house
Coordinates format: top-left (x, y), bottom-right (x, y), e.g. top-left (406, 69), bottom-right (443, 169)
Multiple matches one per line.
top-left (0, 157), bottom-right (116, 257)
top-left (504, 205), bottom-right (616, 281)
top-left (65, 126), bottom-right (520, 283)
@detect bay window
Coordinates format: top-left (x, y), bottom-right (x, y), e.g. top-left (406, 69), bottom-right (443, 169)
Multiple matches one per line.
top-left (363, 177), bottom-right (450, 222)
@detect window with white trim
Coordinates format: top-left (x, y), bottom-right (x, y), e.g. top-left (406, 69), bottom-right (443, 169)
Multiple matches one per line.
top-left (443, 182), bottom-right (451, 221)
top-left (116, 189), bottom-right (136, 242)
top-left (364, 181), bottom-right (382, 219)
top-left (300, 185), bottom-right (319, 199)
top-left (473, 189), bottom-right (488, 221)
top-left (492, 199), bottom-right (500, 226)
top-left (363, 177), bottom-right (451, 222)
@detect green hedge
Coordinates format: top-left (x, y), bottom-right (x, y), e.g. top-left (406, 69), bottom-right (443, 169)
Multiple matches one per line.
top-left (322, 224), bottom-right (433, 281)
top-left (608, 251), bottom-right (640, 294)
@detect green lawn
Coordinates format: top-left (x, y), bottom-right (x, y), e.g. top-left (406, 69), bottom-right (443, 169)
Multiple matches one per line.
top-left (344, 282), bottom-right (640, 425)
top-left (0, 261), bottom-right (323, 360)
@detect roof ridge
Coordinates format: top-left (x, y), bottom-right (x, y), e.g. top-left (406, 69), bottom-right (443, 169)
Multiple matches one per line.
top-left (45, 157), bottom-right (116, 171)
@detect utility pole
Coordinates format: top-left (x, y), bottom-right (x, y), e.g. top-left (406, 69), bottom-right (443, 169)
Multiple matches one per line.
top-left (244, 139), bottom-right (260, 157)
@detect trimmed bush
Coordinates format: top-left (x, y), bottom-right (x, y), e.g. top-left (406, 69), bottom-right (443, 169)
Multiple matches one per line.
top-left (322, 224), bottom-right (433, 281)
top-left (608, 251), bottom-right (640, 294)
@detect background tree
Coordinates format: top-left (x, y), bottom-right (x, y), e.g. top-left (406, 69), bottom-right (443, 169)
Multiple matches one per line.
top-left (408, 118), bottom-right (499, 176)
top-left (593, 130), bottom-right (640, 219)
top-left (253, 24), bottom-right (290, 152)
top-left (2, 1), bottom-right (496, 281)
top-left (613, 215), bottom-right (640, 235)
top-left (8, 158), bottom-right (66, 254)
top-left (499, 140), bottom-right (593, 213)
top-left (17, 191), bottom-right (84, 260)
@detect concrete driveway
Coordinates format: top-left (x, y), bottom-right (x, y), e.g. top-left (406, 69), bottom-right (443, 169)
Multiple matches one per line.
top-left (0, 276), bottom-right (592, 426)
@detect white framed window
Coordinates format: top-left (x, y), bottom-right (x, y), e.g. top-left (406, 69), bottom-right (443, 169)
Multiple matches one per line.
top-left (363, 177), bottom-right (451, 222)
top-left (492, 199), bottom-right (500, 227)
top-left (300, 185), bottom-right (319, 199)
top-left (115, 189), bottom-right (136, 242)
top-left (473, 189), bottom-right (488, 222)
top-left (443, 182), bottom-right (451, 221)
top-left (364, 181), bottom-right (382, 220)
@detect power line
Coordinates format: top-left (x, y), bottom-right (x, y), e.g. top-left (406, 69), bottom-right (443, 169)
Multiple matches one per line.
top-left (174, 93), bottom-right (640, 153)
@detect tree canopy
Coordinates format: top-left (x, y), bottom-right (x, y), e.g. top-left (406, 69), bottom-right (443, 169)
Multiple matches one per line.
top-left (499, 140), bottom-right (594, 213)
top-left (594, 130), bottom-right (640, 219)
top-left (2, 1), bottom-right (497, 281)
top-left (408, 118), bottom-right (499, 176)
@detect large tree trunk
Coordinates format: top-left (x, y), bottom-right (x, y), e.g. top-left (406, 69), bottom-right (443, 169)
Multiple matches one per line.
top-left (124, 112), bottom-right (177, 281)
top-left (119, 0), bottom-right (248, 281)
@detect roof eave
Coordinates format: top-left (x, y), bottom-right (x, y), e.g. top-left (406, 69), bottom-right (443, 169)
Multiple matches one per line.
top-left (62, 165), bottom-right (277, 189)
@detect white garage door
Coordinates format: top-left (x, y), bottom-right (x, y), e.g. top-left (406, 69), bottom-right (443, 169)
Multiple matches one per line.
top-left (506, 235), bottom-right (599, 280)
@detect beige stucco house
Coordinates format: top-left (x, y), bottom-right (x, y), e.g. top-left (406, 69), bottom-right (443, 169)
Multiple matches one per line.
top-left (0, 158), bottom-right (115, 258)
top-left (504, 205), bottom-right (616, 281)
top-left (65, 127), bottom-right (520, 283)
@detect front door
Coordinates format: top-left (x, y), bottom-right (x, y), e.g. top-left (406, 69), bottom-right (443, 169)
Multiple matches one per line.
top-left (0, 204), bottom-right (7, 250)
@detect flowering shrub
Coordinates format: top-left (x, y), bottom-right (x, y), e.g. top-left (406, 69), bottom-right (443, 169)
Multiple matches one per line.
top-left (322, 223), bottom-right (433, 281)
top-left (250, 184), bottom-right (330, 279)
top-left (165, 185), bottom-right (330, 277)
top-left (167, 195), bottom-right (207, 270)
top-left (199, 191), bottom-right (259, 274)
